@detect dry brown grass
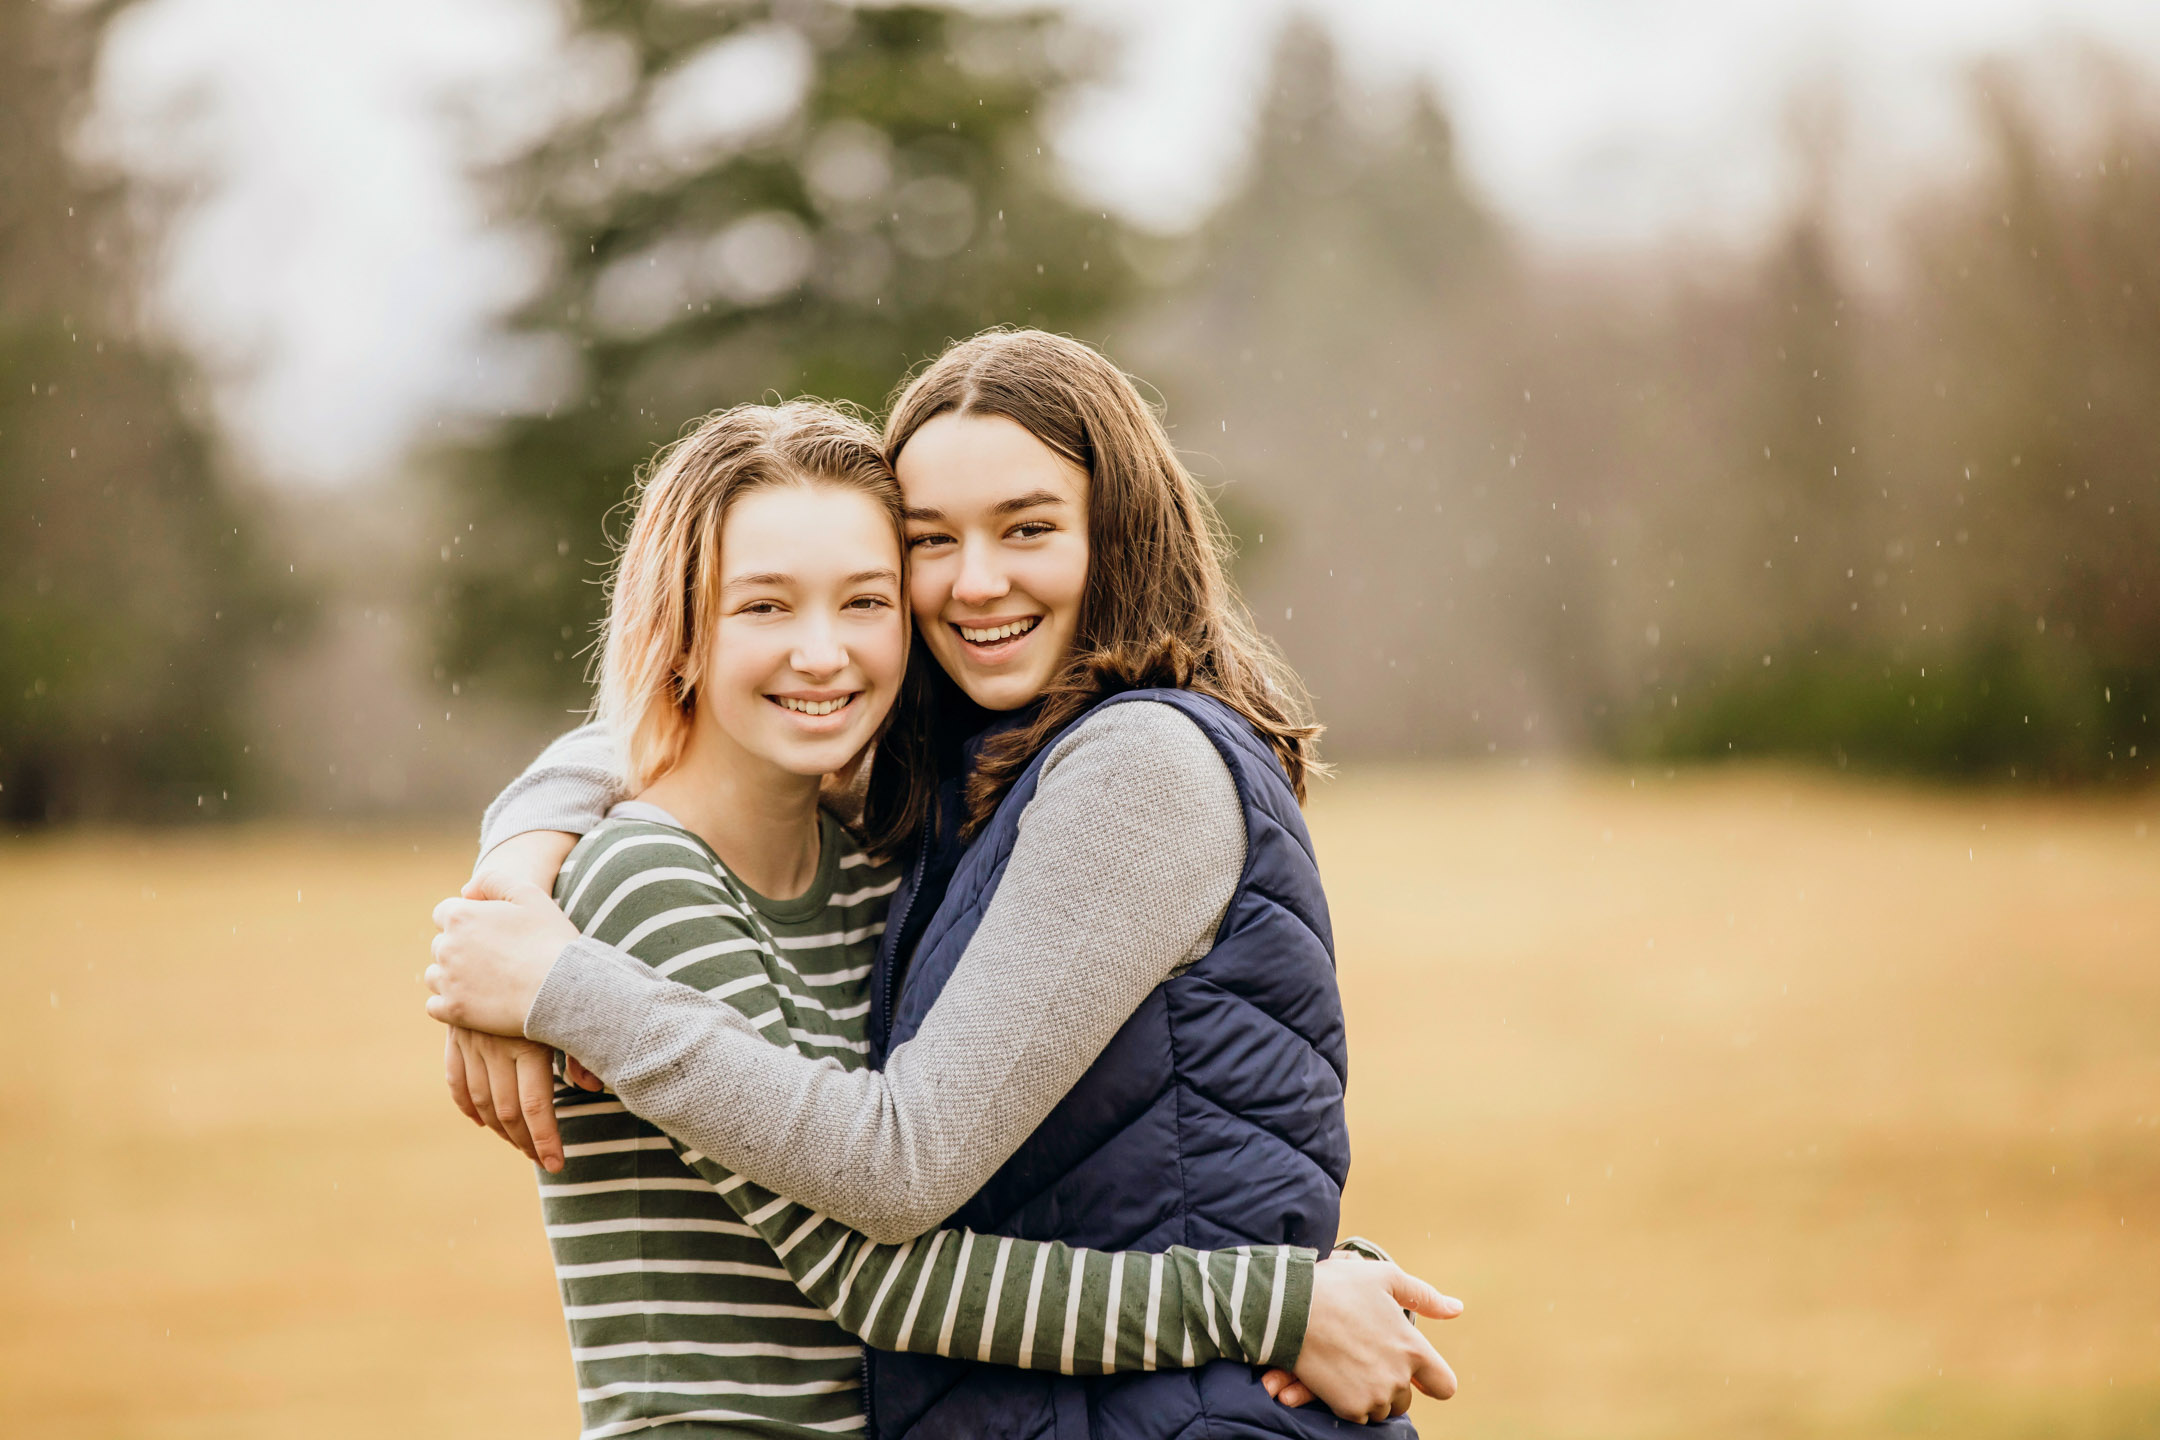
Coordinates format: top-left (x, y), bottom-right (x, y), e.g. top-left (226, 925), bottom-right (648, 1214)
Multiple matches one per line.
top-left (4, 768), bottom-right (2157, 1438)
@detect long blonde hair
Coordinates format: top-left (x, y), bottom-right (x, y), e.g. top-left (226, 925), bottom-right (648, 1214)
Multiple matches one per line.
top-left (882, 329), bottom-right (1322, 835)
top-left (595, 401), bottom-right (903, 803)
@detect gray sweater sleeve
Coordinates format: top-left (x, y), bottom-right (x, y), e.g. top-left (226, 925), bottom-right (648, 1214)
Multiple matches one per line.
top-left (524, 700), bottom-right (1247, 1244)
top-left (476, 721), bottom-right (625, 862)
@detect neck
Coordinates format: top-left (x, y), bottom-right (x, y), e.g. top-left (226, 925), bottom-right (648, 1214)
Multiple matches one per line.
top-left (638, 718), bottom-right (823, 900)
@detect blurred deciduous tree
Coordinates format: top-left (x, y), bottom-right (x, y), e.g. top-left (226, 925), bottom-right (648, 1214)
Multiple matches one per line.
top-left (436, 0), bottom-right (1136, 702)
top-left (1138, 27), bottom-right (2155, 783)
top-left (0, 0), bottom-right (283, 823)
top-left (1630, 67), bottom-right (2160, 783)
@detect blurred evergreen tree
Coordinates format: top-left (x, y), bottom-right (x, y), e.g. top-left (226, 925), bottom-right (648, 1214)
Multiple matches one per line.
top-left (1131, 17), bottom-right (1529, 756)
top-left (0, 0), bottom-right (283, 823)
top-left (437, 0), bottom-right (1136, 702)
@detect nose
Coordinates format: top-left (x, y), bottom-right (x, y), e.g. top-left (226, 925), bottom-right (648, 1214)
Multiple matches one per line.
top-left (951, 536), bottom-right (1011, 608)
top-left (790, 614), bottom-right (847, 680)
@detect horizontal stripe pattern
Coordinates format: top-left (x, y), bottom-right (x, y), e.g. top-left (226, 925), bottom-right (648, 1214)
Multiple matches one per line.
top-left (544, 814), bottom-right (1314, 1440)
top-left (547, 813), bottom-right (901, 1439)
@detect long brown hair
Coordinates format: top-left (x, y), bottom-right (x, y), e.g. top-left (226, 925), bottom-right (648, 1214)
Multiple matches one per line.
top-left (594, 400), bottom-right (929, 857)
top-left (882, 329), bottom-right (1321, 835)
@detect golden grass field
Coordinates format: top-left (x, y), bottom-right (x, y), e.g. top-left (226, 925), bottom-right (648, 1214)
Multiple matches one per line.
top-left (4, 767), bottom-right (2157, 1438)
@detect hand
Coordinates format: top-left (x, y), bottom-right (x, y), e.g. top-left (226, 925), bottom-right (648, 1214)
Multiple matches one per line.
top-left (426, 871), bottom-right (580, 1036)
top-left (1262, 1252), bottom-right (1462, 1423)
top-left (443, 1025), bottom-right (567, 1172)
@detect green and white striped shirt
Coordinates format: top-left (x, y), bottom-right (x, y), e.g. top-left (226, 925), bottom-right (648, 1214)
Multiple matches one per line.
top-left (543, 805), bottom-right (1315, 1440)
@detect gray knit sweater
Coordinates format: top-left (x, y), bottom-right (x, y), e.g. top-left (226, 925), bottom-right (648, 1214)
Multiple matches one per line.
top-left (481, 702), bottom-right (1246, 1244)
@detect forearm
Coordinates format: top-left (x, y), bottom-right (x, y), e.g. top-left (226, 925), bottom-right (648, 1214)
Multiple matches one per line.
top-left (527, 938), bottom-right (929, 1238)
top-left (686, 1145), bottom-right (1310, 1371)
top-left (477, 720), bottom-right (623, 862)
top-left (842, 1234), bottom-right (1313, 1372)
top-left (473, 828), bottom-right (578, 895)
top-left (525, 704), bottom-right (1246, 1242)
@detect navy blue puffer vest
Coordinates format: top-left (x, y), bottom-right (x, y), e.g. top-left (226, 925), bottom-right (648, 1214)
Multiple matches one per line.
top-left (864, 689), bottom-right (1409, 1439)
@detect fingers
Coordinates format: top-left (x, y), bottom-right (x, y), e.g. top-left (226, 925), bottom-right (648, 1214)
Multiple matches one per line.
top-left (1385, 1265), bottom-right (1464, 1321)
top-left (460, 1032), bottom-right (508, 1146)
top-left (517, 1044), bottom-right (564, 1173)
top-left (1409, 1330), bottom-right (1458, 1401)
top-left (1388, 1381), bottom-right (1413, 1419)
top-left (565, 1055), bottom-right (603, 1092)
top-left (1276, 1380), bottom-right (1314, 1408)
top-left (432, 891), bottom-right (515, 933)
top-left (1322, 1390), bottom-right (1374, 1425)
top-left (425, 962), bottom-right (463, 1025)
top-left (1259, 1369), bottom-right (1289, 1400)
top-left (445, 1030), bottom-right (483, 1126)
top-left (484, 1041), bottom-right (540, 1163)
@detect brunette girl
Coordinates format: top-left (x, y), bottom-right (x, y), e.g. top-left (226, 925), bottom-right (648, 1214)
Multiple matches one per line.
top-left (428, 333), bottom-right (1460, 1433)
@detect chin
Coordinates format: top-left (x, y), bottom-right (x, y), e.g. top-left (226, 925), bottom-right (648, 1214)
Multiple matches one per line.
top-left (763, 733), bottom-right (866, 776)
top-left (972, 669), bottom-right (1057, 711)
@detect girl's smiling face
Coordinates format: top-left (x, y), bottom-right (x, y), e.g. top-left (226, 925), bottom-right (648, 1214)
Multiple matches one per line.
top-left (701, 482), bottom-right (908, 774)
top-left (897, 412), bottom-right (1090, 712)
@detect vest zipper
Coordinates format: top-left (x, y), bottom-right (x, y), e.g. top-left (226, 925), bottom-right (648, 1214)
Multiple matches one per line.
top-left (877, 809), bottom-right (933, 1053)
top-left (865, 809), bottom-right (932, 1439)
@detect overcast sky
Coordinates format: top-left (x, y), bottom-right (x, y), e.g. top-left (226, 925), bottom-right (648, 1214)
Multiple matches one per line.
top-left (89, 0), bottom-right (2160, 487)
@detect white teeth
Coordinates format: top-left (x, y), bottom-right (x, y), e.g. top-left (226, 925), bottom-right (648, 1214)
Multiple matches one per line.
top-left (959, 617), bottom-right (1040, 644)
top-left (776, 696), bottom-right (850, 717)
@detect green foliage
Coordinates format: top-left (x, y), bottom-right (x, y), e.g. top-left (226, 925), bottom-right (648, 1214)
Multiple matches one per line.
top-left (0, 1), bottom-right (288, 823)
top-left (1621, 627), bottom-right (2157, 785)
top-left (436, 0), bottom-right (1138, 701)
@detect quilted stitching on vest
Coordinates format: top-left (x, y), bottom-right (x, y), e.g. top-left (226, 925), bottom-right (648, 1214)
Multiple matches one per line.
top-left (866, 691), bottom-right (1411, 1440)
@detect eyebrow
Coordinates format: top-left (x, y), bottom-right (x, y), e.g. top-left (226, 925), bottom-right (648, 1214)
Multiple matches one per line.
top-left (903, 489), bottom-right (1070, 523)
top-left (721, 568), bottom-right (898, 591)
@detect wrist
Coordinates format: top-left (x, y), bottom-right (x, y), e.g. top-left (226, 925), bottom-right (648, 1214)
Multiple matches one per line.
top-left (522, 936), bottom-right (662, 1079)
top-left (1332, 1235), bottom-right (1394, 1265)
top-left (1266, 1245), bottom-right (1320, 1368)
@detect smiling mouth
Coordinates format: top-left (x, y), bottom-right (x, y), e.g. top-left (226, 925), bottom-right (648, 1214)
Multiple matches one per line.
top-left (771, 694), bottom-right (855, 717)
top-left (956, 617), bottom-right (1041, 645)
